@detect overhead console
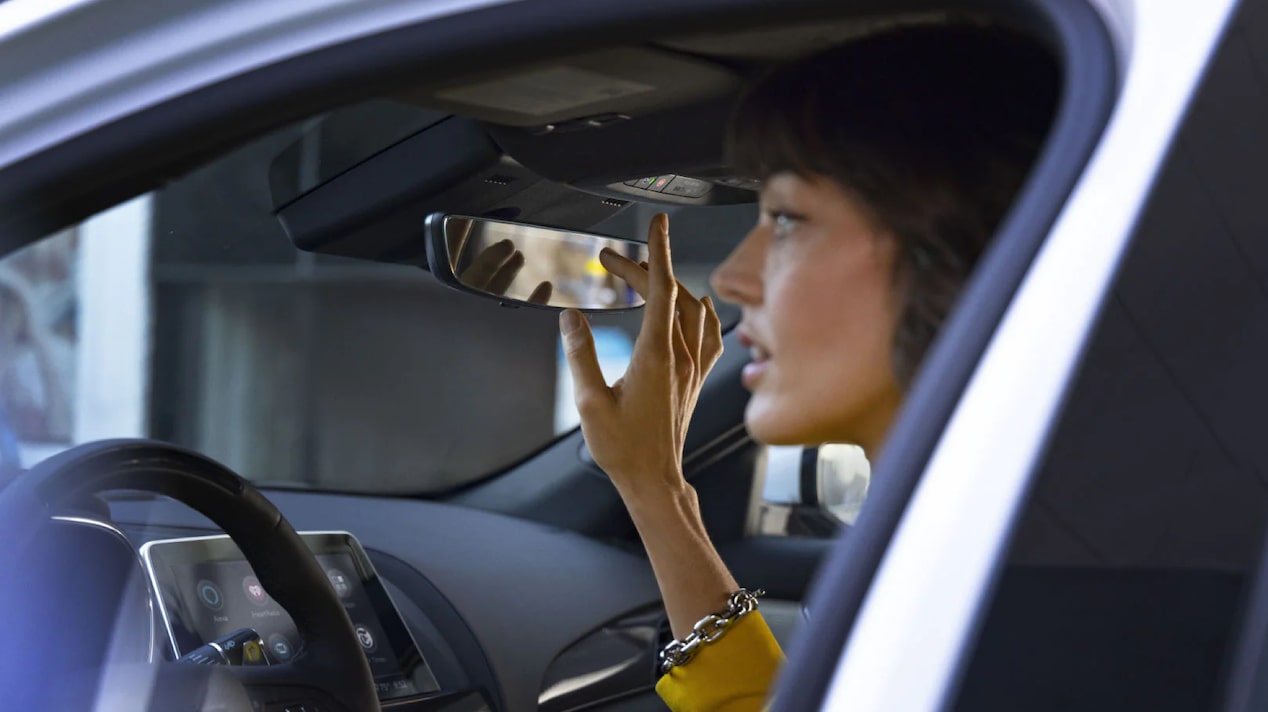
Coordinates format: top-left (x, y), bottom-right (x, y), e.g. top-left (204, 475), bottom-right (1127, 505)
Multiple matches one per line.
top-left (272, 11), bottom-right (959, 265)
top-left (482, 95), bottom-right (759, 208)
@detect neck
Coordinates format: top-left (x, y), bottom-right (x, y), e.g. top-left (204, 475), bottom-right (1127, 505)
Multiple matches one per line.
top-left (851, 391), bottom-right (902, 463)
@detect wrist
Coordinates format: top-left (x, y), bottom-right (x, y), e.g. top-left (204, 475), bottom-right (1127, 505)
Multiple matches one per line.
top-left (618, 477), bottom-right (699, 522)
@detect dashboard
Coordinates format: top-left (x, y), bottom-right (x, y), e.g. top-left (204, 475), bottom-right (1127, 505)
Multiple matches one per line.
top-left (105, 489), bottom-right (674, 712)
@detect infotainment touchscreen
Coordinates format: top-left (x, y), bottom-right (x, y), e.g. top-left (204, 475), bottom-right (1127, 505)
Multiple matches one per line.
top-left (141, 531), bottom-right (438, 701)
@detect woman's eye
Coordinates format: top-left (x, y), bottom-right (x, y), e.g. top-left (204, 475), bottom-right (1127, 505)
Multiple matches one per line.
top-left (771, 212), bottom-right (800, 240)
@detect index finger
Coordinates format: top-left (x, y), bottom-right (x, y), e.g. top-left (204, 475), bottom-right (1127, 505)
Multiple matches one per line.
top-left (643, 213), bottom-right (677, 343)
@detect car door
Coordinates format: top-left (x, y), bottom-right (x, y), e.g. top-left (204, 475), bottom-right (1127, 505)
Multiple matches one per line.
top-left (772, 0), bottom-right (1259, 710)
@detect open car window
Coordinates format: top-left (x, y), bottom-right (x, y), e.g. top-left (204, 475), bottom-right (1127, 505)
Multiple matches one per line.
top-left (0, 99), bottom-right (749, 494)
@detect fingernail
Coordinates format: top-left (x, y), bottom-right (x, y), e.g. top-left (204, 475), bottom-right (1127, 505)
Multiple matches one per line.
top-left (560, 309), bottom-right (581, 334)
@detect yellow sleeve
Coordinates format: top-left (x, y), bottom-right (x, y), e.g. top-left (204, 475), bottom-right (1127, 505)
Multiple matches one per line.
top-left (655, 611), bottom-right (785, 712)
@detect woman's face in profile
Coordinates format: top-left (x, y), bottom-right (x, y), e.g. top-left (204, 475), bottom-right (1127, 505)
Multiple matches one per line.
top-left (710, 172), bottom-right (905, 454)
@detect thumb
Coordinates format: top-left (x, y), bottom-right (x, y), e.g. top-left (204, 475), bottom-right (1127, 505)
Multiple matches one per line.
top-left (560, 310), bottom-right (611, 411)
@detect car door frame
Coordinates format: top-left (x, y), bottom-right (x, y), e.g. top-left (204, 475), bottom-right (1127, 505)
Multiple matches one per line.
top-left (772, 1), bottom-right (1245, 711)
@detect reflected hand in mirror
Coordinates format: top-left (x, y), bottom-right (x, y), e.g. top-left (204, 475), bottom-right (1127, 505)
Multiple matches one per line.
top-left (446, 219), bottom-right (553, 305)
top-left (426, 213), bottom-right (649, 311)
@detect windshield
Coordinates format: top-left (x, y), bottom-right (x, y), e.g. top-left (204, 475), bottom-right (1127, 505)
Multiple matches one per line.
top-left (0, 100), bottom-right (748, 494)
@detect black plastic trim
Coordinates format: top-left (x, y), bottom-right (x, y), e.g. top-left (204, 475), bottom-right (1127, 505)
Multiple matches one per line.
top-left (366, 550), bottom-right (505, 712)
top-left (766, 2), bottom-right (1119, 711)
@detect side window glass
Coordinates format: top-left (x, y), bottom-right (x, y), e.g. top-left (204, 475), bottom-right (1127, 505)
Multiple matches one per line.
top-left (0, 227), bottom-right (82, 471)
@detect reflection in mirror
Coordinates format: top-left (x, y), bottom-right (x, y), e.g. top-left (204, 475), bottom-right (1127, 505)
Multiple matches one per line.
top-left (425, 214), bottom-right (649, 311)
top-left (817, 444), bottom-right (870, 526)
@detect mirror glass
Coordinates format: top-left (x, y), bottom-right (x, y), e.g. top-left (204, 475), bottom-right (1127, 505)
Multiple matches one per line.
top-left (427, 215), bottom-right (650, 311)
top-left (817, 444), bottom-right (871, 526)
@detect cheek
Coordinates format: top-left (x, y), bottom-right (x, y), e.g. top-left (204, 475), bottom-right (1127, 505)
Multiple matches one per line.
top-left (768, 248), bottom-right (898, 362)
top-left (748, 248), bottom-right (902, 443)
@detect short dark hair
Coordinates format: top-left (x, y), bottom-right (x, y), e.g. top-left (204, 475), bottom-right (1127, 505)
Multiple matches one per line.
top-left (727, 22), bottom-right (1060, 386)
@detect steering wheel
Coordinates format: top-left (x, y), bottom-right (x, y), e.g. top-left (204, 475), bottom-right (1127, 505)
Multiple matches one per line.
top-left (0, 439), bottom-right (379, 712)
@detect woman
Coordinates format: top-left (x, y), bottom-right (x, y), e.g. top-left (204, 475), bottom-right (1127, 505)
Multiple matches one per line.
top-left (559, 23), bottom-right (1059, 711)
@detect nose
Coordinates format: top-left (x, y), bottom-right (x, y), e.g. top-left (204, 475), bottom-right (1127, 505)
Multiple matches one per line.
top-left (710, 226), bottom-right (765, 306)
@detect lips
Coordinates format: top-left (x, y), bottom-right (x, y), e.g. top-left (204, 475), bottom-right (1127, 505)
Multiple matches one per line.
top-left (737, 326), bottom-right (770, 389)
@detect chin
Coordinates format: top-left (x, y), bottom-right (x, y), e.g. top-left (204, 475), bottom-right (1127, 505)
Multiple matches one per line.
top-left (744, 398), bottom-right (819, 447)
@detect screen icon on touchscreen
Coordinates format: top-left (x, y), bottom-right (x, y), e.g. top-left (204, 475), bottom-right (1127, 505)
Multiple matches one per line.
top-left (268, 633), bottom-right (294, 662)
top-left (196, 580), bottom-right (224, 611)
top-left (242, 575), bottom-right (269, 606)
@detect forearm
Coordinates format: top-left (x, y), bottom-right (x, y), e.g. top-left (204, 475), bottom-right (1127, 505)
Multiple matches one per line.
top-left (621, 480), bottom-right (739, 640)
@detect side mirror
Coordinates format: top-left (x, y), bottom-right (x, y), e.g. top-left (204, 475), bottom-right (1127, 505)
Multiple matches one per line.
top-left (756, 444), bottom-right (871, 536)
top-left (812, 444), bottom-right (871, 526)
top-left (423, 213), bottom-right (650, 311)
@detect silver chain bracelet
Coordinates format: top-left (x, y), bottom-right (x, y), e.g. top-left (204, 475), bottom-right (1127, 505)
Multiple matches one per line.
top-left (659, 588), bottom-right (765, 673)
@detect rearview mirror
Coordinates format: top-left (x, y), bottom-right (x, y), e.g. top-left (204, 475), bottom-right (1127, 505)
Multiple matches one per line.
top-left (424, 213), bottom-right (650, 311)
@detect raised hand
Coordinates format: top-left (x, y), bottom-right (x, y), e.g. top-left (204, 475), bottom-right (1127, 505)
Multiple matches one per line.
top-left (559, 213), bottom-right (723, 499)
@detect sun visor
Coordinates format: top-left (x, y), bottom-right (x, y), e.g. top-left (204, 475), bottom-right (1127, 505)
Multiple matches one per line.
top-left (269, 116), bottom-right (631, 266)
